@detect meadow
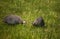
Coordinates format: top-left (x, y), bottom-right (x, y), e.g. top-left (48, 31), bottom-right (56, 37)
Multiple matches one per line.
top-left (0, 0), bottom-right (60, 39)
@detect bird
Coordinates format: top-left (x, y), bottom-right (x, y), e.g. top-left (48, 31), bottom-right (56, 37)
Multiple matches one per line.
top-left (32, 17), bottom-right (45, 27)
top-left (3, 15), bottom-right (25, 25)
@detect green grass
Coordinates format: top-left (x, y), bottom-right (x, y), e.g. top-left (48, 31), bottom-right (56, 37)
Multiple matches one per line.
top-left (0, 0), bottom-right (60, 39)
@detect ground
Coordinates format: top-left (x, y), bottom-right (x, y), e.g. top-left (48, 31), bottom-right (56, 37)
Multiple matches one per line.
top-left (0, 0), bottom-right (60, 39)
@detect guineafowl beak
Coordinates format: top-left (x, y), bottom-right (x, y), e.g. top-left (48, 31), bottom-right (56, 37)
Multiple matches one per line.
top-left (23, 21), bottom-right (26, 24)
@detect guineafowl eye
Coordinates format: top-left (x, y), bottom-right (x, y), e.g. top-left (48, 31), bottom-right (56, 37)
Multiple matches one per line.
top-left (32, 17), bottom-right (45, 27)
top-left (3, 15), bottom-right (25, 25)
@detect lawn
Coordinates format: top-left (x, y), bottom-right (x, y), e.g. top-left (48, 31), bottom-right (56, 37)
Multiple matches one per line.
top-left (0, 0), bottom-right (60, 39)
